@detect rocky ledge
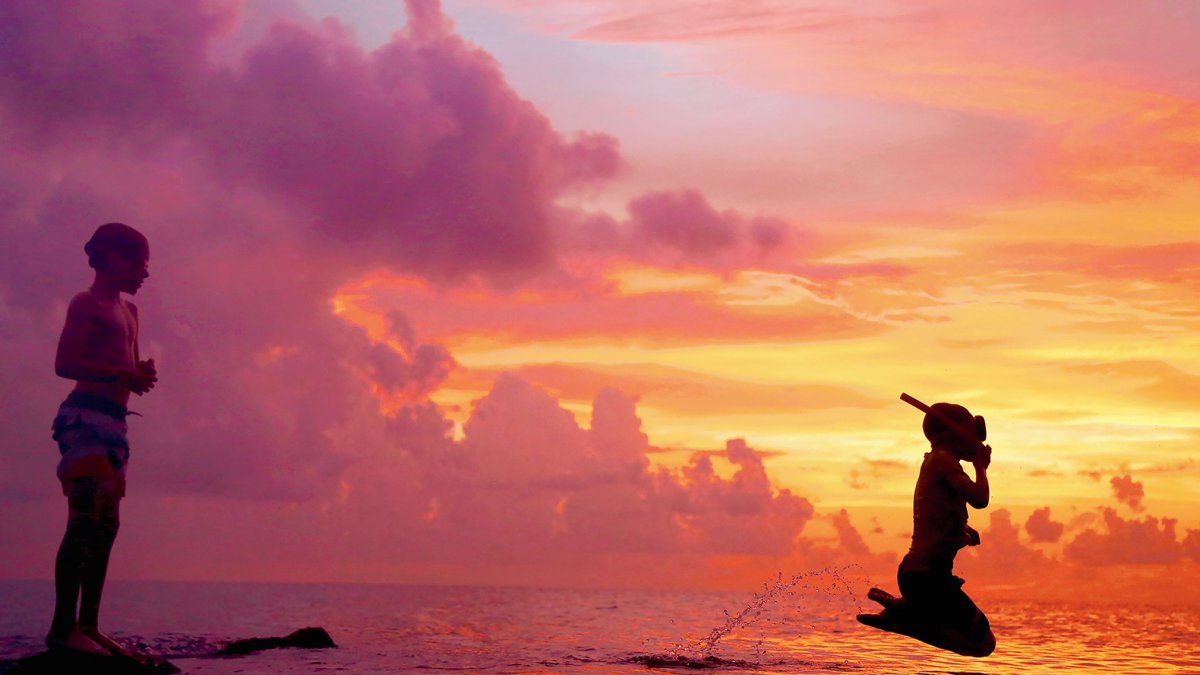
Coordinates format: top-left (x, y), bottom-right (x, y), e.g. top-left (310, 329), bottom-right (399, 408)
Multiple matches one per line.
top-left (0, 627), bottom-right (337, 674)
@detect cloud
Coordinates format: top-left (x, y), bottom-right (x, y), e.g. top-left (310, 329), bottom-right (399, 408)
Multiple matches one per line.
top-left (363, 311), bottom-right (457, 407)
top-left (0, 0), bottom-right (625, 508)
top-left (561, 0), bottom-right (1200, 200)
top-left (626, 189), bottom-right (789, 260)
top-left (0, 0), bottom-right (824, 535)
top-left (134, 258), bottom-right (455, 500)
top-left (561, 0), bottom-right (1200, 93)
top-left (330, 267), bottom-right (888, 356)
top-left (1063, 508), bottom-right (1189, 565)
top-left (1066, 510), bottom-right (1100, 533)
top-left (844, 458), bottom-right (908, 490)
top-left (478, 362), bottom-right (886, 419)
top-left (572, 2), bottom-right (852, 43)
top-left (0, 0), bottom-right (621, 285)
top-left (0, 0), bottom-right (236, 143)
top-left (1024, 507), bottom-right (1065, 544)
top-left (958, 508), bottom-right (1052, 580)
top-left (1002, 243), bottom-right (1200, 286)
top-left (1184, 530), bottom-right (1200, 561)
top-left (0, 0), bottom-right (778, 507)
top-left (1109, 474), bottom-right (1145, 512)
top-left (827, 508), bottom-right (869, 556)
top-left (385, 375), bottom-right (816, 559)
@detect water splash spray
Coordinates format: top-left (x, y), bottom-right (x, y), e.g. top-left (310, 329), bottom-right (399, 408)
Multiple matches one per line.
top-left (664, 564), bottom-right (863, 661)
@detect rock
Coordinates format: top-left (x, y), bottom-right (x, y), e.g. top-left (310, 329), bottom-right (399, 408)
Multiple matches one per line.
top-left (218, 627), bottom-right (337, 656)
top-left (0, 649), bottom-right (180, 675)
top-left (0, 627), bottom-right (336, 671)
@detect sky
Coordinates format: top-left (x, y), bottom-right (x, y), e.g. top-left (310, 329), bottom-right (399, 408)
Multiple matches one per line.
top-left (1, 0), bottom-right (1199, 604)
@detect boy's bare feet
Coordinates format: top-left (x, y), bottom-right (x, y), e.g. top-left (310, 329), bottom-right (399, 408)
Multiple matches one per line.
top-left (867, 587), bottom-right (900, 607)
top-left (45, 627), bottom-right (111, 656)
top-left (79, 627), bottom-right (134, 658)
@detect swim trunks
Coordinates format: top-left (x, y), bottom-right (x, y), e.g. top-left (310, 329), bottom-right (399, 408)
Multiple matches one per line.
top-left (897, 552), bottom-right (989, 637)
top-left (51, 391), bottom-right (132, 497)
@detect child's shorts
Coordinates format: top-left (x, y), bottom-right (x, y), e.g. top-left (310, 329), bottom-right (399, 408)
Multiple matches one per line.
top-left (65, 476), bottom-right (124, 517)
top-left (52, 392), bottom-right (131, 498)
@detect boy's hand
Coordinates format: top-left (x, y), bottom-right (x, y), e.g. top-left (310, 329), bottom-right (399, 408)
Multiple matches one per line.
top-left (972, 444), bottom-right (992, 471)
top-left (126, 360), bottom-right (157, 395)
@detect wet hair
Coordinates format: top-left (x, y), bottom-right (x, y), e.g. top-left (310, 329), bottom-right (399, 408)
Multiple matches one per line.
top-left (922, 402), bottom-right (976, 443)
top-left (84, 223), bottom-right (148, 269)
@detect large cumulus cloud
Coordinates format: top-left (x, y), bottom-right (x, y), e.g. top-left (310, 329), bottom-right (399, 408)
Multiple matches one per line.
top-left (0, 0), bottom-right (659, 505)
top-left (409, 375), bottom-right (815, 558)
top-left (0, 1), bottom-right (818, 587)
top-left (0, 0), bottom-right (623, 283)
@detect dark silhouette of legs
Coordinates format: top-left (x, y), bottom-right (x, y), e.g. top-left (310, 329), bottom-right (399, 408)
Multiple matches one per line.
top-left (897, 557), bottom-right (989, 639)
top-left (49, 477), bottom-right (121, 648)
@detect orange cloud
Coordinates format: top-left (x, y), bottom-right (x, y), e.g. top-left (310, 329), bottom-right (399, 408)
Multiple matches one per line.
top-left (1024, 506), bottom-right (1065, 544)
top-left (1109, 474), bottom-right (1146, 512)
top-left (1064, 507), bottom-right (1197, 566)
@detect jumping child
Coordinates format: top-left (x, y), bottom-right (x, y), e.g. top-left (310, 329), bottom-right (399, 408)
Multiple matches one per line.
top-left (47, 223), bottom-right (156, 657)
top-left (857, 399), bottom-right (996, 657)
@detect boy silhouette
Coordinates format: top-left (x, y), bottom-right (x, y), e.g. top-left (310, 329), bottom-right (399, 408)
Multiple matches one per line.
top-left (858, 401), bottom-right (996, 656)
top-left (47, 223), bottom-right (156, 657)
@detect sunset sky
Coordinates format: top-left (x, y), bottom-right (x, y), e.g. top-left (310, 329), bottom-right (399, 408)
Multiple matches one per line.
top-left (2, 0), bottom-right (1199, 603)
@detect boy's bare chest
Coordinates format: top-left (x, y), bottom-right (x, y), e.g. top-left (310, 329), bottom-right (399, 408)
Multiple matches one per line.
top-left (86, 302), bottom-right (137, 352)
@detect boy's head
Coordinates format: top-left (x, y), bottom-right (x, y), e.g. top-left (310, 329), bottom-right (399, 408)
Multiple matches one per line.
top-left (85, 223), bottom-right (148, 268)
top-left (85, 223), bottom-right (150, 293)
top-left (923, 402), bottom-right (986, 459)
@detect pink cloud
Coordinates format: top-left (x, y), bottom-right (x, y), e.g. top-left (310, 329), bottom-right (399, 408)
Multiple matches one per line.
top-left (390, 375), bottom-right (816, 558)
top-left (365, 311), bottom-right (457, 403)
top-left (1064, 508), bottom-right (1184, 565)
top-left (1109, 474), bottom-right (1145, 512)
top-left (0, 0), bottom-right (598, 502)
top-left (0, 0), bottom-right (820, 514)
top-left (0, 0), bottom-right (236, 143)
top-left (202, 14), bottom-right (619, 283)
top-left (557, 0), bottom-right (1200, 100)
top-left (0, 0), bottom-right (620, 285)
top-left (1024, 507), bottom-right (1065, 544)
top-left (557, 0), bottom-right (1200, 201)
top-left (828, 509), bottom-right (869, 556)
top-left (626, 189), bottom-right (789, 259)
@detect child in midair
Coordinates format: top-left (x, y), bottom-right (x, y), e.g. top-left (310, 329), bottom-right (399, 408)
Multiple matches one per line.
top-left (859, 401), bottom-right (995, 656)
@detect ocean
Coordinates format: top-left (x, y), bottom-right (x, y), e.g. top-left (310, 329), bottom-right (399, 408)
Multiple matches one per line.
top-left (1, 576), bottom-right (1196, 673)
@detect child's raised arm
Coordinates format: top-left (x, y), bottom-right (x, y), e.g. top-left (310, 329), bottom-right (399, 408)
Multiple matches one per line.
top-left (947, 448), bottom-right (990, 509)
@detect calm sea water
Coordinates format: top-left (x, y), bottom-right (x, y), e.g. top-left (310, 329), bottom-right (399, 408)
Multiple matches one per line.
top-left (1, 577), bottom-right (1197, 673)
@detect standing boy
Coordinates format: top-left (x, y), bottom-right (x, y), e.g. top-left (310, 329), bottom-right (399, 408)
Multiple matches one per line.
top-left (47, 223), bottom-right (156, 656)
top-left (858, 401), bottom-right (996, 656)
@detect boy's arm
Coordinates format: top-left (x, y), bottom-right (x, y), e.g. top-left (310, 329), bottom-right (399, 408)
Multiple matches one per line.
top-left (130, 301), bottom-right (157, 378)
top-left (947, 447), bottom-right (991, 509)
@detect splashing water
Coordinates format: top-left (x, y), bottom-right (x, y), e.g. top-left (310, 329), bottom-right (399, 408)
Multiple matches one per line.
top-left (633, 565), bottom-right (864, 669)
